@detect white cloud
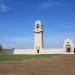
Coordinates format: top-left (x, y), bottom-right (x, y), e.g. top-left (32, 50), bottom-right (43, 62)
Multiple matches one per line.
top-left (1, 36), bottom-right (75, 49)
top-left (1, 37), bottom-right (34, 48)
top-left (0, 3), bottom-right (10, 12)
top-left (44, 36), bottom-right (64, 48)
top-left (1, 36), bottom-right (62, 49)
top-left (39, 2), bottom-right (59, 9)
top-left (8, 37), bottom-right (33, 42)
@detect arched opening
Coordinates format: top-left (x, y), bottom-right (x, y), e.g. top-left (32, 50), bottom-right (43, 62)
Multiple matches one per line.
top-left (66, 47), bottom-right (71, 52)
top-left (37, 49), bottom-right (39, 53)
top-left (36, 24), bottom-right (40, 29)
top-left (36, 46), bottom-right (40, 53)
top-left (66, 44), bottom-right (71, 52)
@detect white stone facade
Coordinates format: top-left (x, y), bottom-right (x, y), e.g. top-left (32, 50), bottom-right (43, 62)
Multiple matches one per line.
top-left (3, 20), bottom-right (75, 55)
top-left (63, 39), bottom-right (74, 54)
top-left (14, 49), bottom-right (35, 54)
top-left (34, 20), bottom-right (43, 49)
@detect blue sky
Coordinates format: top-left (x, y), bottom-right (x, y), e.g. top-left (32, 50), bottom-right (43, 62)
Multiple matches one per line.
top-left (0, 0), bottom-right (75, 49)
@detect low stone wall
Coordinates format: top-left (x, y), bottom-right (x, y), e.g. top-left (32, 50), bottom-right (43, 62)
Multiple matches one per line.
top-left (14, 49), bottom-right (35, 54)
top-left (2, 48), bottom-right (75, 55)
top-left (3, 49), bottom-right (14, 55)
top-left (39, 48), bottom-right (65, 54)
top-left (13, 48), bottom-right (65, 54)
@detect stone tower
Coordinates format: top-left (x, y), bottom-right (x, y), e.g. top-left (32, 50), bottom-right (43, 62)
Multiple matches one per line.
top-left (33, 20), bottom-right (43, 53)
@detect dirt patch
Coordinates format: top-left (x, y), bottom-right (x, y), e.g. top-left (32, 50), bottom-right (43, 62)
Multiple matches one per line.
top-left (0, 55), bottom-right (75, 75)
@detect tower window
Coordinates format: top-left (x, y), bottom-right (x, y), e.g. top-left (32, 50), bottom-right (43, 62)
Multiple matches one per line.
top-left (36, 24), bottom-right (40, 29)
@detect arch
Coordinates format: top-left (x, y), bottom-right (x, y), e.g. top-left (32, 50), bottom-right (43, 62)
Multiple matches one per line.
top-left (36, 24), bottom-right (40, 29)
top-left (64, 39), bottom-right (74, 53)
top-left (66, 44), bottom-right (71, 52)
top-left (35, 20), bottom-right (42, 29)
top-left (36, 46), bottom-right (40, 53)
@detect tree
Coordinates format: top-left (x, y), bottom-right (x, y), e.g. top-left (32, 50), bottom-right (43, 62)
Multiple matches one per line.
top-left (0, 44), bottom-right (3, 52)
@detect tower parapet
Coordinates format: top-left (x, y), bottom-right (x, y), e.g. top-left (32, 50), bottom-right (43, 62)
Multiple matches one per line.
top-left (34, 20), bottom-right (43, 33)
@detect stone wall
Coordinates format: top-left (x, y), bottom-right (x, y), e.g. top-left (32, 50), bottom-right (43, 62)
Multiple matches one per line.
top-left (40, 49), bottom-right (65, 54)
top-left (2, 48), bottom-right (75, 55)
top-left (13, 48), bottom-right (64, 54)
top-left (14, 49), bottom-right (35, 54)
top-left (3, 49), bottom-right (14, 55)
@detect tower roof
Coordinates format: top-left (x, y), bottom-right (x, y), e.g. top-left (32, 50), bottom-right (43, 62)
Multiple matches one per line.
top-left (35, 20), bottom-right (42, 25)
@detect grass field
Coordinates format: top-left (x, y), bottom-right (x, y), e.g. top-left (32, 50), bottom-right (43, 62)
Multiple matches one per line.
top-left (0, 54), bottom-right (56, 62)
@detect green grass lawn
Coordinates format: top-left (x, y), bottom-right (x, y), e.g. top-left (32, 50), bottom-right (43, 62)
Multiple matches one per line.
top-left (0, 54), bottom-right (56, 62)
